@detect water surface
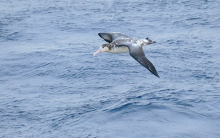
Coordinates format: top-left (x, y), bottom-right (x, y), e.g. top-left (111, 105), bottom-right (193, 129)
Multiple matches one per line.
top-left (0, 0), bottom-right (220, 137)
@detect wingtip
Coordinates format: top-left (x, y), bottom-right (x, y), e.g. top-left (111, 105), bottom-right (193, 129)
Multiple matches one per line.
top-left (154, 73), bottom-right (160, 78)
top-left (153, 72), bottom-right (160, 78)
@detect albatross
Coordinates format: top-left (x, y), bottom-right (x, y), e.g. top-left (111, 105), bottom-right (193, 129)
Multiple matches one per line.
top-left (93, 32), bottom-right (160, 78)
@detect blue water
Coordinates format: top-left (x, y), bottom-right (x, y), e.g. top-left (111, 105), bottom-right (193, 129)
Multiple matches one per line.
top-left (1, 0), bottom-right (220, 137)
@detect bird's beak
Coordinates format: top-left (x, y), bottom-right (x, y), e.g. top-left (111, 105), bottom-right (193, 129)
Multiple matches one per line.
top-left (93, 48), bottom-right (102, 56)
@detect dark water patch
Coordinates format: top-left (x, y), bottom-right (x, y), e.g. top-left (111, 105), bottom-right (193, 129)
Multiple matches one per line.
top-left (186, 17), bottom-right (202, 21)
top-left (106, 101), bottom-right (169, 113)
top-left (5, 32), bottom-right (23, 41)
top-left (166, 39), bottom-right (188, 46)
top-left (107, 102), bottom-right (134, 113)
top-left (191, 70), bottom-right (215, 80)
top-left (176, 101), bottom-right (193, 107)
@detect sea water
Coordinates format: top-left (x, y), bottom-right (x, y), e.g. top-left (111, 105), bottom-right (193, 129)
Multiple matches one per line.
top-left (0, 0), bottom-right (220, 137)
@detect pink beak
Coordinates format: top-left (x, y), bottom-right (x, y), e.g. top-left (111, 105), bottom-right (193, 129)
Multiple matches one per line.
top-left (93, 48), bottom-right (102, 56)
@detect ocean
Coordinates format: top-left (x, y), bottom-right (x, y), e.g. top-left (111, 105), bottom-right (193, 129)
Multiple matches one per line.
top-left (0, 0), bottom-right (220, 137)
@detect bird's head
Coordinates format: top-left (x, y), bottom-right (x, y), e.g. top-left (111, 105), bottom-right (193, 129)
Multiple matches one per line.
top-left (93, 43), bottom-right (110, 56)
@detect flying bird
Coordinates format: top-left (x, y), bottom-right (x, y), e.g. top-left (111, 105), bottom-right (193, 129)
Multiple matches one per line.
top-left (93, 32), bottom-right (159, 78)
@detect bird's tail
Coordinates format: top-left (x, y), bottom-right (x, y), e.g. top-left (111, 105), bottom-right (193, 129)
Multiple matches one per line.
top-left (146, 37), bottom-right (156, 44)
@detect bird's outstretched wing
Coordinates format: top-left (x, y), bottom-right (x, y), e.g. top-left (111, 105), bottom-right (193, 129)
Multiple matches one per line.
top-left (118, 43), bottom-right (159, 78)
top-left (98, 32), bottom-right (129, 43)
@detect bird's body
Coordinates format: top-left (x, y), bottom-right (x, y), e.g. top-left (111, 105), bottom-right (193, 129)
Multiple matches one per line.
top-left (108, 46), bottom-right (129, 53)
top-left (93, 32), bottom-right (160, 78)
top-left (102, 38), bottom-right (153, 53)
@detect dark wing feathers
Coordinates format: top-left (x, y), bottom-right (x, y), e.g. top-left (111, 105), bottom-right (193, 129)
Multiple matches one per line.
top-left (98, 32), bottom-right (129, 43)
top-left (118, 44), bottom-right (159, 78)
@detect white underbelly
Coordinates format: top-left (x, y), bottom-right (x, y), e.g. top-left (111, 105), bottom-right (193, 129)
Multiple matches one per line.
top-left (108, 46), bottom-right (129, 53)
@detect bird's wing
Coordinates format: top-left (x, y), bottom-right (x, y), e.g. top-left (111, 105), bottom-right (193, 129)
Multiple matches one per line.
top-left (117, 43), bottom-right (159, 78)
top-left (98, 32), bottom-right (129, 43)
